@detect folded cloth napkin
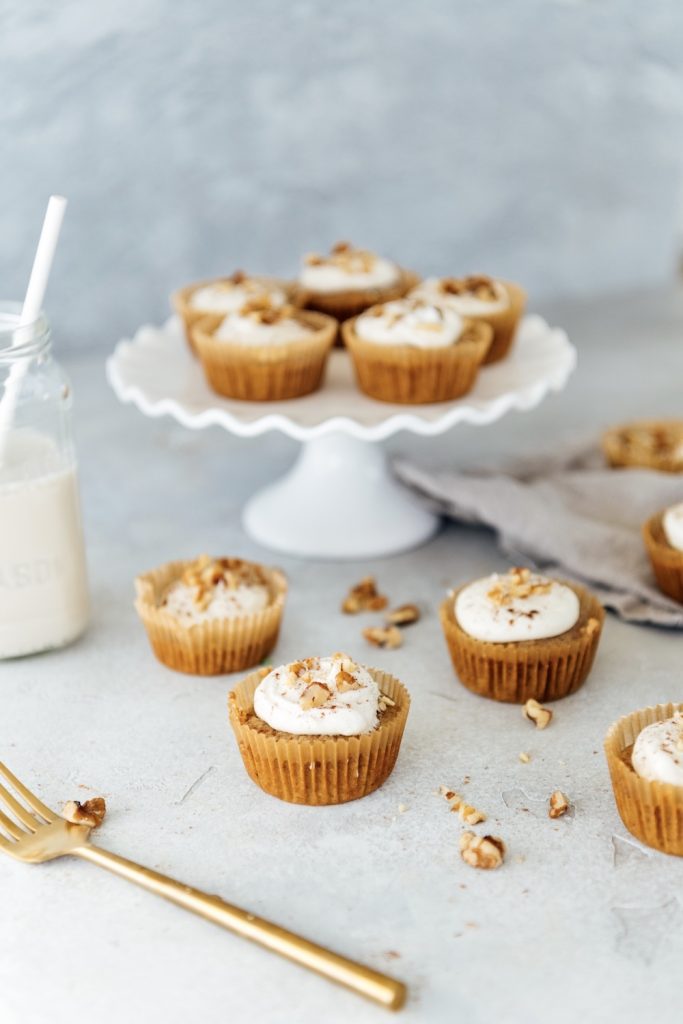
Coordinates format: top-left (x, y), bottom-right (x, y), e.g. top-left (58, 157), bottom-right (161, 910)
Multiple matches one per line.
top-left (395, 444), bottom-right (683, 627)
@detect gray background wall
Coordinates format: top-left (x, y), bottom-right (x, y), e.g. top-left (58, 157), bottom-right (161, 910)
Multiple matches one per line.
top-left (1, 0), bottom-right (682, 352)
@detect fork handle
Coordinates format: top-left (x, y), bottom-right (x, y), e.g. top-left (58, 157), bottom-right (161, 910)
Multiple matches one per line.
top-left (75, 844), bottom-right (406, 1011)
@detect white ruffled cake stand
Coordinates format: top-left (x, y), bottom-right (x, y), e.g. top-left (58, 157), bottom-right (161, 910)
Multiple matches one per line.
top-left (106, 315), bottom-right (576, 559)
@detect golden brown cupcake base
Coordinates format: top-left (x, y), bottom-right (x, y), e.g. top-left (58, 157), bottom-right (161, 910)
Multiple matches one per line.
top-left (478, 281), bottom-right (526, 364)
top-left (295, 268), bottom-right (420, 328)
top-left (602, 419), bottom-right (683, 472)
top-left (228, 667), bottom-right (410, 805)
top-left (191, 310), bottom-right (336, 402)
top-left (605, 703), bottom-right (683, 856)
top-left (643, 512), bottom-right (683, 604)
top-left (135, 559), bottom-right (287, 676)
top-left (171, 276), bottom-right (298, 356)
top-left (439, 582), bottom-right (604, 703)
top-left (341, 318), bottom-right (492, 404)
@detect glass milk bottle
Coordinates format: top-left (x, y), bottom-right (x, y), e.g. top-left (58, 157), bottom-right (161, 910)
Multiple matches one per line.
top-left (0, 303), bottom-right (89, 657)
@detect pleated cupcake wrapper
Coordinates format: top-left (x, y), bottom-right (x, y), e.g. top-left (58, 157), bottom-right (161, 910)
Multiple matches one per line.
top-left (475, 281), bottom-right (526, 364)
top-left (605, 703), bottom-right (683, 856)
top-left (341, 318), bottom-right (492, 404)
top-left (643, 512), bottom-right (683, 604)
top-left (191, 310), bottom-right (336, 402)
top-left (171, 276), bottom-right (299, 357)
top-left (135, 559), bottom-right (287, 676)
top-left (228, 668), bottom-right (410, 805)
top-left (294, 268), bottom-right (421, 327)
top-left (439, 583), bottom-right (605, 703)
top-left (602, 420), bottom-right (683, 472)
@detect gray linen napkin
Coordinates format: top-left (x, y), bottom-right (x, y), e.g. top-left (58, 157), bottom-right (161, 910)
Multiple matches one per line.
top-left (395, 445), bottom-right (683, 627)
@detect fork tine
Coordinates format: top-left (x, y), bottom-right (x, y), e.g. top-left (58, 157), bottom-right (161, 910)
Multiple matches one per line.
top-left (0, 763), bottom-right (55, 823)
top-left (0, 782), bottom-right (41, 831)
top-left (0, 808), bottom-right (23, 839)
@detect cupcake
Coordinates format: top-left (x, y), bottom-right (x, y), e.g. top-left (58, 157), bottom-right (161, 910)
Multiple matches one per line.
top-left (171, 271), bottom-right (295, 353)
top-left (439, 567), bottom-right (604, 703)
top-left (192, 299), bottom-right (336, 402)
top-left (643, 501), bottom-right (683, 603)
top-left (135, 555), bottom-right (287, 675)
top-left (228, 653), bottom-right (410, 805)
top-left (409, 275), bottom-right (526, 364)
top-left (602, 419), bottom-right (683, 472)
top-left (295, 241), bottom-right (419, 324)
top-left (605, 704), bottom-right (683, 856)
top-left (341, 298), bottom-right (492, 404)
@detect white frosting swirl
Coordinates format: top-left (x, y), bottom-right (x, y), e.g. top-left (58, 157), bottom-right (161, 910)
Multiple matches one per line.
top-left (254, 654), bottom-right (381, 736)
top-left (411, 277), bottom-right (509, 315)
top-left (163, 580), bottom-right (269, 624)
top-left (662, 502), bottom-right (683, 552)
top-left (455, 570), bottom-right (580, 643)
top-left (214, 311), bottom-right (312, 347)
top-left (190, 278), bottom-right (287, 313)
top-left (355, 299), bottom-right (464, 349)
top-left (632, 713), bottom-right (683, 786)
top-left (299, 247), bottom-right (399, 294)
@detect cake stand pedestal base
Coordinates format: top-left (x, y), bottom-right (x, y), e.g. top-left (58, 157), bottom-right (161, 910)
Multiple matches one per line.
top-left (242, 432), bottom-right (439, 560)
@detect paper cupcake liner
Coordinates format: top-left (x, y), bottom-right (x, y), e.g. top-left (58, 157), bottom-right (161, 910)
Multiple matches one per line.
top-left (439, 582), bottom-right (604, 703)
top-left (341, 318), bottom-right (492, 404)
top-left (605, 703), bottom-right (683, 856)
top-left (474, 282), bottom-right (526, 364)
top-left (642, 512), bottom-right (683, 604)
top-left (135, 559), bottom-right (287, 676)
top-left (294, 268), bottom-right (421, 329)
top-left (228, 668), bottom-right (410, 805)
top-left (171, 276), bottom-right (299, 356)
top-left (191, 310), bottom-right (336, 401)
top-left (602, 419), bottom-right (683, 472)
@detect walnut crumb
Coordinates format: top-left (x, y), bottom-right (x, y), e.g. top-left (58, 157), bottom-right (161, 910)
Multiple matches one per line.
top-left (523, 698), bottom-right (553, 730)
top-left (548, 790), bottom-right (570, 819)
top-left (63, 797), bottom-right (106, 828)
top-left (386, 604), bottom-right (420, 627)
top-left (336, 668), bottom-right (361, 692)
top-left (363, 625), bottom-right (403, 649)
top-left (460, 832), bottom-right (505, 870)
top-left (439, 785), bottom-right (486, 825)
top-left (487, 567), bottom-right (552, 606)
top-left (300, 682), bottom-right (332, 710)
top-left (584, 617), bottom-right (600, 636)
top-left (342, 576), bottom-right (388, 614)
top-left (378, 692), bottom-right (397, 712)
top-left (519, 752), bottom-right (531, 764)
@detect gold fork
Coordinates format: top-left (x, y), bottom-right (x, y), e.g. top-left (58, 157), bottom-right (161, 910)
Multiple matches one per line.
top-left (0, 762), bottom-right (406, 1011)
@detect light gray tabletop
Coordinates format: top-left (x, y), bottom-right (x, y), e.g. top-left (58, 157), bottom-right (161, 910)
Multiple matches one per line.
top-left (1, 286), bottom-right (682, 1024)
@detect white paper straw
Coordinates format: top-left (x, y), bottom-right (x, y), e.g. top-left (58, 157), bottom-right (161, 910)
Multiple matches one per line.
top-left (0, 196), bottom-right (67, 463)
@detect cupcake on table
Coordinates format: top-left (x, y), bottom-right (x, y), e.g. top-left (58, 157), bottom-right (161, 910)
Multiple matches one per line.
top-left (341, 297), bottom-right (492, 404)
top-left (440, 566), bottom-right (604, 703)
top-left (409, 274), bottom-right (526, 364)
top-left (643, 499), bottom-right (683, 603)
top-left (296, 241), bottom-right (419, 323)
top-left (602, 419), bottom-right (683, 472)
top-left (605, 704), bottom-right (683, 856)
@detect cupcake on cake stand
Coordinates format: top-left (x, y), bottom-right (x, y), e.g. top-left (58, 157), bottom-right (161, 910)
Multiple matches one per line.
top-left (107, 314), bottom-right (575, 559)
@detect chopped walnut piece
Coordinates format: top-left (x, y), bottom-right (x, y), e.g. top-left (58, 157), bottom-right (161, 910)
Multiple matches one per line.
top-left (439, 786), bottom-right (486, 825)
top-left (460, 832), bottom-right (505, 870)
top-left (363, 625), bottom-right (403, 650)
top-left (63, 797), bottom-right (106, 829)
top-left (342, 576), bottom-right (388, 614)
top-left (378, 692), bottom-right (396, 713)
top-left (336, 668), bottom-right (361, 692)
top-left (548, 790), bottom-right (570, 819)
top-left (519, 752), bottom-right (531, 764)
top-left (176, 556), bottom-right (267, 611)
top-left (584, 617), bottom-right (600, 636)
top-left (231, 269), bottom-right (246, 284)
top-left (300, 682), bottom-right (332, 710)
top-left (487, 567), bottom-right (552, 606)
top-left (386, 604), bottom-right (420, 627)
top-left (523, 698), bottom-right (553, 730)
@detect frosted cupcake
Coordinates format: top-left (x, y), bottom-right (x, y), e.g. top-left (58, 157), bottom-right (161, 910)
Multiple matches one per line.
top-left (341, 298), bottom-right (492, 404)
top-left (605, 704), bottom-right (683, 855)
top-left (172, 271), bottom-right (295, 353)
top-left (192, 299), bottom-right (336, 401)
top-left (440, 567), bottom-right (604, 702)
top-left (642, 500), bottom-right (683, 604)
top-left (228, 653), bottom-right (410, 804)
top-left (409, 275), bottom-right (526, 364)
top-left (296, 242), bottom-right (418, 324)
top-left (135, 555), bottom-right (287, 675)
top-left (602, 419), bottom-right (683, 472)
